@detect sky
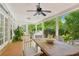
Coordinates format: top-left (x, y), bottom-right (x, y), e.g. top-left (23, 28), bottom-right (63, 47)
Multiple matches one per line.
top-left (61, 13), bottom-right (68, 23)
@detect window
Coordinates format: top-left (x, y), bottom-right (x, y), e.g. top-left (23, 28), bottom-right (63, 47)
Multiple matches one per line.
top-left (5, 18), bottom-right (9, 42)
top-left (0, 14), bottom-right (4, 46)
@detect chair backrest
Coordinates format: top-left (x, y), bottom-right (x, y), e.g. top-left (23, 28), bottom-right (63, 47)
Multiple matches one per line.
top-left (23, 35), bottom-right (42, 56)
top-left (33, 31), bottom-right (44, 39)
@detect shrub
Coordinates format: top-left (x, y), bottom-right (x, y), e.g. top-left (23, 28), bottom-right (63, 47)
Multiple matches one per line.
top-left (13, 26), bottom-right (24, 42)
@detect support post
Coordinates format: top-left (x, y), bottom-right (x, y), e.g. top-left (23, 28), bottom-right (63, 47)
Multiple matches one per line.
top-left (35, 24), bottom-right (37, 32)
top-left (26, 24), bottom-right (28, 34)
top-left (42, 22), bottom-right (44, 38)
top-left (56, 17), bottom-right (59, 40)
top-left (42, 22), bottom-right (44, 32)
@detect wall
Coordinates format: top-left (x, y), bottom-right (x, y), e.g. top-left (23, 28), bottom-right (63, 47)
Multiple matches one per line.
top-left (0, 3), bottom-right (14, 51)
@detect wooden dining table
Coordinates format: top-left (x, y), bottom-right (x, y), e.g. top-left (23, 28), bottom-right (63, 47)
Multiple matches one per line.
top-left (32, 39), bottom-right (79, 56)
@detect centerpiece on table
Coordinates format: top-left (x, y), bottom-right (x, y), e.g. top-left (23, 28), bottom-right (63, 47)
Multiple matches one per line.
top-left (46, 34), bottom-right (54, 44)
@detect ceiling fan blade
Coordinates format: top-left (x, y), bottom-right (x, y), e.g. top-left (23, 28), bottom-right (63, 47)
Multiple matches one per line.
top-left (42, 10), bottom-right (51, 13)
top-left (33, 12), bottom-right (38, 16)
top-left (41, 12), bottom-right (46, 16)
top-left (27, 10), bottom-right (36, 12)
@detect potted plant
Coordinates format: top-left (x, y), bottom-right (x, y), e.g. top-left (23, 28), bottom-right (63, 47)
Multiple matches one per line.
top-left (13, 26), bottom-right (24, 42)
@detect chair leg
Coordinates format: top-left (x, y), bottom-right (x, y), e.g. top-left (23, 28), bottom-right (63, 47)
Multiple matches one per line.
top-left (40, 49), bottom-right (47, 56)
top-left (34, 51), bottom-right (43, 56)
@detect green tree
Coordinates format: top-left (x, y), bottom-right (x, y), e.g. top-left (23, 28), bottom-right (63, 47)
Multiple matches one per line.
top-left (44, 18), bottom-right (56, 30)
top-left (58, 17), bottom-right (65, 35)
top-left (28, 24), bottom-right (35, 34)
top-left (44, 18), bottom-right (56, 37)
top-left (37, 23), bottom-right (42, 31)
top-left (65, 10), bottom-right (79, 40)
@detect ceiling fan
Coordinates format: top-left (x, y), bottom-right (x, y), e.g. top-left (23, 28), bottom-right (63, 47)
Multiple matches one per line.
top-left (27, 3), bottom-right (51, 16)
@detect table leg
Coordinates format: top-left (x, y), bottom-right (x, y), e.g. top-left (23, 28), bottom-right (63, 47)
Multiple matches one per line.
top-left (35, 44), bottom-right (38, 52)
